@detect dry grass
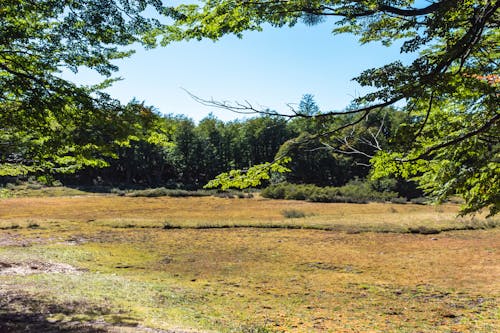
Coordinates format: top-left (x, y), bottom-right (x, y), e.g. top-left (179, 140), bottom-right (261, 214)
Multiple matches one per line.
top-left (0, 195), bottom-right (495, 232)
top-left (0, 195), bottom-right (499, 332)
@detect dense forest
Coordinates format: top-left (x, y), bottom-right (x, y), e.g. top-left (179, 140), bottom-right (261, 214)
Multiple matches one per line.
top-left (2, 95), bottom-right (415, 200)
top-left (1, 94), bottom-right (418, 197)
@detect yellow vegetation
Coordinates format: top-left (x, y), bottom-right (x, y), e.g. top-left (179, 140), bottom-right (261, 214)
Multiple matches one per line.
top-left (0, 195), bottom-right (498, 332)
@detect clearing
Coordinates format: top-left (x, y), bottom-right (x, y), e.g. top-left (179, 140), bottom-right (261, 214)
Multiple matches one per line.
top-left (0, 195), bottom-right (498, 332)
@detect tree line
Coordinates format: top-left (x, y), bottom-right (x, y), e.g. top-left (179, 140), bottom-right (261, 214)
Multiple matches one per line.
top-left (27, 95), bottom-right (411, 200)
top-left (2, 1), bottom-right (497, 214)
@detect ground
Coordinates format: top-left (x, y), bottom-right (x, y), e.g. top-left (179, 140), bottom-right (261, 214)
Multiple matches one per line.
top-left (0, 194), bottom-right (498, 332)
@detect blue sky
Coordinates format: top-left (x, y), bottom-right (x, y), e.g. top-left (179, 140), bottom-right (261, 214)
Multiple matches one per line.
top-left (65, 19), bottom-right (415, 122)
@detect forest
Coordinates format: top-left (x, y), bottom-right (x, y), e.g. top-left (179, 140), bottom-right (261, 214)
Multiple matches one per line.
top-left (1, 0), bottom-right (498, 215)
top-left (1, 94), bottom-right (423, 201)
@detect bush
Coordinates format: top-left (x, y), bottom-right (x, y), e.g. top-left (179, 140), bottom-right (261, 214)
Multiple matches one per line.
top-left (213, 192), bottom-right (236, 198)
top-left (338, 179), bottom-right (398, 202)
top-left (410, 197), bottom-right (429, 205)
top-left (307, 186), bottom-right (347, 203)
top-left (284, 184), bottom-right (310, 200)
top-left (26, 183), bottom-right (43, 190)
top-left (390, 197), bottom-right (408, 204)
top-left (110, 188), bottom-right (126, 196)
top-left (261, 183), bottom-right (289, 199)
top-left (27, 222), bottom-right (40, 229)
top-left (262, 181), bottom-right (401, 203)
top-left (282, 209), bottom-right (306, 218)
top-left (125, 187), bottom-right (211, 198)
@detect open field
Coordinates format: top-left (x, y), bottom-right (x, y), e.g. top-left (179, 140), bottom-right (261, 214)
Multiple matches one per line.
top-left (0, 195), bottom-right (499, 332)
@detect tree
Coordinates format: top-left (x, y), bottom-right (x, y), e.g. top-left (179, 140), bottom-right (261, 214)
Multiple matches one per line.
top-left (78, 101), bottom-right (176, 186)
top-left (163, 0), bottom-right (499, 215)
top-left (0, 0), bottom-right (170, 175)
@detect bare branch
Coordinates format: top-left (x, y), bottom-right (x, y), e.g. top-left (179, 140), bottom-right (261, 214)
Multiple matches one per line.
top-left (184, 88), bottom-right (402, 119)
top-left (183, 88), bottom-right (280, 117)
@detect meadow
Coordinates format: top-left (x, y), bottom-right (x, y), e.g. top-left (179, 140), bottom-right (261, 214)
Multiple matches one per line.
top-left (0, 193), bottom-right (498, 332)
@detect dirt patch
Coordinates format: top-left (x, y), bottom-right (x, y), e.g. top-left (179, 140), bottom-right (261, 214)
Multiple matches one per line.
top-left (0, 260), bottom-right (83, 276)
top-left (0, 232), bottom-right (59, 247)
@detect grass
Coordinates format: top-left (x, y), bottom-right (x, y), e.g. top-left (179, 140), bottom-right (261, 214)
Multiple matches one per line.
top-left (0, 195), bottom-right (499, 332)
top-left (1, 195), bottom-right (497, 233)
top-left (0, 183), bottom-right (88, 198)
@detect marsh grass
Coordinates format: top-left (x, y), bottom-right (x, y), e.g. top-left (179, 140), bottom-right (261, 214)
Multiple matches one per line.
top-left (0, 196), bottom-right (499, 332)
top-left (281, 209), bottom-right (307, 219)
top-left (124, 187), bottom-right (212, 198)
top-left (0, 184), bottom-right (87, 198)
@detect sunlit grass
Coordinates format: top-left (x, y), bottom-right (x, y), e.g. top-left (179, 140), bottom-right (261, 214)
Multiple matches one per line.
top-left (1, 195), bottom-right (499, 332)
top-left (1, 195), bottom-right (497, 233)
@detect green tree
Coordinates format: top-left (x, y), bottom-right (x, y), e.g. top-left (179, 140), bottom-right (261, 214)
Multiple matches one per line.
top-left (164, 0), bottom-right (499, 214)
top-left (171, 117), bottom-right (205, 186)
top-left (195, 115), bottom-right (232, 182)
top-left (0, 0), bottom-right (170, 175)
top-left (99, 101), bottom-right (176, 186)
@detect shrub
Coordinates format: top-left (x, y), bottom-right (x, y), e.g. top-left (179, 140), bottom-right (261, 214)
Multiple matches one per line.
top-left (27, 183), bottom-right (43, 190)
top-left (110, 188), bottom-right (126, 196)
top-left (338, 179), bottom-right (398, 202)
top-left (408, 226), bottom-right (440, 234)
top-left (282, 209), bottom-right (306, 218)
top-left (126, 187), bottom-right (211, 198)
top-left (390, 197), bottom-right (408, 204)
top-left (213, 192), bottom-right (236, 198)
top-left (284, 185), bottom-right (309, 200)
top-left (262, 181), bottom-right (401, 203)
top-left (307, 187), bottom-right (344, 203)
top-left (260, 183), bottom-right (289, 199)
top-left (410, 197), bottom-right (429, 205)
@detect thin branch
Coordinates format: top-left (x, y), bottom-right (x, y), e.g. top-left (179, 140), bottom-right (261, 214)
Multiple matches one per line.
top-left (184, 88), bottom-right (402, 119)
top-left (414, 90), bottom-right (434, 139)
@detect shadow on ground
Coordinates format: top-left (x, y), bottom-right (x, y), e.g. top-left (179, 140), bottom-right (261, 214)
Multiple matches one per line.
top-left (0, 289), bottom-right (192, 333)
top-left (0, 290), bottom-right (123, 333)
top-left (0, 313), bottom-right (108, 333)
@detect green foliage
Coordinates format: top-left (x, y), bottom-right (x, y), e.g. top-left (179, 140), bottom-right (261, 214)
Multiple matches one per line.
top-left (0, 1), bottom-right (171, 175)
top-left (261, 181), bottom-right (400, 203)
top-left (204, 157), bottom-right (292, 190)
top-left (371, 93), bottom-right (499, 216)
top-left (125, 188), bottom-right (211, 198)
top-left (160, 0), bottom-right (499, 214)
top-left (5, 0), bottom-right (497, 214)
top-left (282, 209), bottom-right (307, 219)
top-left (59, 114), bottom-right (297, 188)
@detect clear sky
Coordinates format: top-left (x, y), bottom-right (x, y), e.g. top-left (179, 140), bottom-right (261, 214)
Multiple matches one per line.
top-left (65, 19), bottom-right (415, 122)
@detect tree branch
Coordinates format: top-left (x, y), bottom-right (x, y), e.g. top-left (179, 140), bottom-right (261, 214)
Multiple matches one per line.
top-left (405, 112), bottom-right (500, 161)
top-left (184, 88), bottom-right (402, 119)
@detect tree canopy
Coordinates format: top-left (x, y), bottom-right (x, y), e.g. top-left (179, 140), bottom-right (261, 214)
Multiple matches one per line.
top-left (0, 0), bottom-right (172, 175)
top-left (160, 0), bottom-right (499, 215)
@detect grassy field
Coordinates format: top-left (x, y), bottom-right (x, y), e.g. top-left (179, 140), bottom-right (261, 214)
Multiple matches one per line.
top-left (0, 194), bottom-right (498, 332)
